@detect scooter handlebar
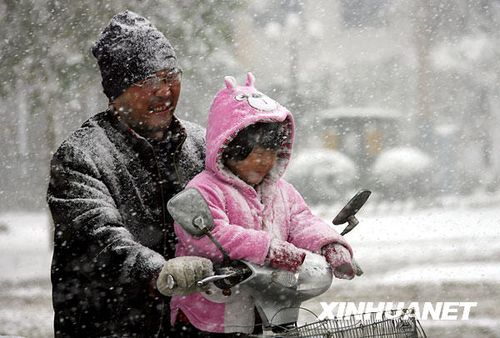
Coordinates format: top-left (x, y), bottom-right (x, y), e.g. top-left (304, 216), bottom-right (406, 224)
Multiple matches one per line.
top-left (196, 273), bottom-right (237, 287)
top-left (167, 255), bottom-right (362, 291)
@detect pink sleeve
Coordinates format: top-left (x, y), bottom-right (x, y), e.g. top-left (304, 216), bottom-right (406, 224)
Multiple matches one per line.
top-left (283, 181), bottom-right (353, 256)
top-left (174, 181), bottom-right (272, 265)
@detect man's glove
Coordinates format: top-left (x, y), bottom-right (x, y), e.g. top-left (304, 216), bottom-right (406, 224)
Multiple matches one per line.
top-left (322, 243), bottom-right (355, 280)
top-left (156, 256), bottom-right (214, 296)
top-left (267, 238), bottom-right (306, 273)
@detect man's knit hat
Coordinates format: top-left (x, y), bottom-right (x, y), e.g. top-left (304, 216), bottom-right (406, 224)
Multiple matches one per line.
top-left (92, 10), bottom-right (178, 101)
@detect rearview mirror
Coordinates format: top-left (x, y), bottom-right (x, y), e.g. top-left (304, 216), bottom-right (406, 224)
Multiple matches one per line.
top-left (167, 188), bottom-right (231, 263)
top-left (332, 189), bottom-right (371, 236)
top-left (167, 188), bottom-right (215, 237)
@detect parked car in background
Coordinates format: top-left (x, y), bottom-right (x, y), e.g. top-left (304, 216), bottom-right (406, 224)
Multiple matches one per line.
top-left (371, 146), bottom-right (433, 200)
top-left (291, 106), bottom-right (435, 203)
top-left (285, 148), bottom-right (358, 205)
top-left (316, 106), bottom-right (402, 183)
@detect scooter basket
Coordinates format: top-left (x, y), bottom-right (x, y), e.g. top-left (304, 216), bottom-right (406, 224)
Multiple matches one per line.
top-left (275, 309), bottom-right (426, 338)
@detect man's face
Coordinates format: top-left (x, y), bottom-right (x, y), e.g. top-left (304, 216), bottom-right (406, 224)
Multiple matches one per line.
top-left (112, 68), bottom-right (181, 139)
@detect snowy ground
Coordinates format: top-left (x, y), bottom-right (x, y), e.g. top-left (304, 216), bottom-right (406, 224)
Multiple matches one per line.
top-left (0, 213), bottom-right (52, 338)
top-left (1, 204), bottom-right (500, 337)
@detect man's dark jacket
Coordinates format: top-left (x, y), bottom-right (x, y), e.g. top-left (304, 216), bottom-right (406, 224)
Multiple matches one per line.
top-left (47, 111), bottom-right (205, 337)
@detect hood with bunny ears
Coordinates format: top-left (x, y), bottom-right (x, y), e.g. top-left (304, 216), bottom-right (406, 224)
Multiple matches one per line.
top-left (205, 72), bottom-right (295, 187)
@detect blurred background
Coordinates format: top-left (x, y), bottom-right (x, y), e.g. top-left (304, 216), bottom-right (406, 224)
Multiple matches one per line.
top-left (1, 1), bottom-right (500, 337)
top-left (2, 0), bottom-right (500, 210)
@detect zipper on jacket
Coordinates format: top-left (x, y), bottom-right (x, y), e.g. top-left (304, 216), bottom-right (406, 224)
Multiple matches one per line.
top-left (172, 150), bottom-right (182, 185)
top-left (150, 145), bottom-right (169, 255)
top-left (150, 134), bottom-right (186, 336)
top-left (149, 144), bottom-right (168, 337)
top-left (172, 135), bottom-right (186, 185)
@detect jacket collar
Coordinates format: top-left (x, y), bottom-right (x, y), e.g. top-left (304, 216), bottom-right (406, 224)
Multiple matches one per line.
top-left (106, 109), bottom-right (187, 152)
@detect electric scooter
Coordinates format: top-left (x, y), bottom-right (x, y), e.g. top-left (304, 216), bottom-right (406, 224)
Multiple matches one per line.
top-left (167, 189), bottom-right (426, 337)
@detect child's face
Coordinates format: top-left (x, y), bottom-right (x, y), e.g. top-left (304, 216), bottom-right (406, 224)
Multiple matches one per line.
top-left (226, 146), bottom-right (277, 186)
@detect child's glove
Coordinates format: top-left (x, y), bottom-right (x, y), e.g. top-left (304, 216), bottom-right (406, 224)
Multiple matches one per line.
top-left (322, 243), bottom-right (355, 280)
top-left (267, 238), bottom-right (306, 273)
top-left (156, 256), bottom-right (214, 296)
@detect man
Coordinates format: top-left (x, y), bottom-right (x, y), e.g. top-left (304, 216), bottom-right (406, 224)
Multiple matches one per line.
top-left (48, 11), bottom-right (213, 337)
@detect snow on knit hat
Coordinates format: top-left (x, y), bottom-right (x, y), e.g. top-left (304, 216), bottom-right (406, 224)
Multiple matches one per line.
top-left (92, 10), bottom-right (178, 101)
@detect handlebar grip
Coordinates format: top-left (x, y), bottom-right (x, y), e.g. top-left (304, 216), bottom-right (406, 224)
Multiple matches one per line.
top-left (165, 273), bottom-right (230, 290)
top-left (352, 258), bottom-right (364, 276)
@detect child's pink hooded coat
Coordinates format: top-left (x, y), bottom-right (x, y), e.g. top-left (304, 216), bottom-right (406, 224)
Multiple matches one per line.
top-left (170, 73), bottom-right (352, 333)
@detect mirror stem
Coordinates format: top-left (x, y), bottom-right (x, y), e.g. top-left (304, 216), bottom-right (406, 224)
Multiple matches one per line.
top-left (205, 232), bottom-right (232, 264)
top-left (341, 216), bottom-right (359, 236)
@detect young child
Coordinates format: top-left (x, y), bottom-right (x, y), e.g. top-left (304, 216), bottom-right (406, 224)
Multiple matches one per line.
top-left (171, 73), bottom-right (356, 335)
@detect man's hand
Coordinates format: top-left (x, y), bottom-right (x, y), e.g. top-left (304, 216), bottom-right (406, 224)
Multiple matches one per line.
top-left (156, 256), bottom-right (214, 296)
top-left (322, 243), bottom-right (356, 280)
